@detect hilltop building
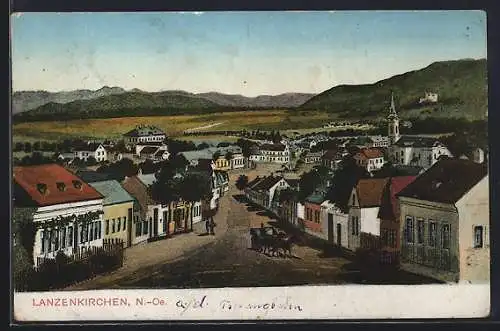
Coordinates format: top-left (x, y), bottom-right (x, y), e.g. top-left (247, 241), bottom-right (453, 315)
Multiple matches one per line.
top-left (123, 125), bottom-right (167, 146)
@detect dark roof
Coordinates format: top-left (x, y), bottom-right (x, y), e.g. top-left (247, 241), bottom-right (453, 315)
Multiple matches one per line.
top-left (260, 143), bottom-right (286, 151)
top-left (393, 165), bottom-right (425, 176)
top-left (252, 175), bottom-right (285, 191)
top-left (322, 149), bottom-right (340, 161)
top-left (397, 158), bottom-right (488, 204)
top-left (123, 125), bottom-right (166, 137)
top-left (13, 164), bottom-right (103, 207)
top-left (393, 136), bottom-right (444, 148)
top-left (73, 142), bottom-right (104, 151)
top-left (247, 176), bottom-right (263, 189)
top-left (121, 176), bottom-right (154, 219)
top-left (76, 170), bottom-right (115, 183)
top-left (139, 146), bottom-right (159, 155)
top-left (285, 178), bottom-right (300, 188)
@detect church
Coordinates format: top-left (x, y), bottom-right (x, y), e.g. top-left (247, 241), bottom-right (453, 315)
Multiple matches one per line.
top-left (385, 93), bottom-right (453, 170)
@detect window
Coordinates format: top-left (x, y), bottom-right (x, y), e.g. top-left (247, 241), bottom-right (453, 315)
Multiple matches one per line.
top-left (112, 219), bottom-right (116, 233)
top-left (474, 226), bottom-right (483, 248)
top-left (80, 224), bottom-right (85, 244)
top-left (105, 220), bottom-right (109, 235)
top-left (405, 216), bottom-right (414, 243)
top-left (351, 216), bottom-right (359, 236)
top-left (388, 230), bottom-right (397, 248)
top-left (68, 226), bottom-right (73, 247)
top-left (48, 230), bottom-right (53, 252)
top-left (314, 210), bottom-right (320, 223)
top-left (136, 222), bottom-right (142, 237)
top-left (123, 218), bottom-right (127, 232)
top-left (117, 217), bottom-right (121, 232)
top-left (41, 230), bottom-right (46, 253)
top-left (441, 224), bottom-right (451, 249)
top-left (89, 222), bottom-right (94, 241)
top-left (429, 221), bottom-right (437, 247)
top-left (61, 227), bottom-right (66, 249)
top-left (417, 219), bottom-right (425, 244)
top-left (143, 221), bottom-right (149, 235)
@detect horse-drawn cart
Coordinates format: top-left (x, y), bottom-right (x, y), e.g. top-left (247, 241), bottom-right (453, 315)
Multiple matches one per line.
top-left (249, 226), bottom-right (296, 257)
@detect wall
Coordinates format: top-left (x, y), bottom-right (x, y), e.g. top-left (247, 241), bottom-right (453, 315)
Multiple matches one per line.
top-left (32, 199), bottom-right (104, 266)
top-left (103, 201), bottom-right (134, 247)
top-left (348, 207), bottom-right (361, 251)
top-left (360, 207), bottom-right (380, 236)
top-left (398, 197), bottom-right (460, 282)
top-left (456, 176), bottom-right (490, 283)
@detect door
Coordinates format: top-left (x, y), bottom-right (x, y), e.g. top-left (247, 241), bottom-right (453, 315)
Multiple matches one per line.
top-left (328, 214), bottom-right (334, 243)
top-left (153, 208), bottom-right (159, 237)
top-left (163, 211), bottom-right (168, 235)
top-left (336, 223), bottom-right (342, 246)
top-left (127, 208), bottom-right (133, 247)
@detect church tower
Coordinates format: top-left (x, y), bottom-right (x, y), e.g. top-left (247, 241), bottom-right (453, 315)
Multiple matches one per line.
top-left (387, 92), bottom-right (400, 144)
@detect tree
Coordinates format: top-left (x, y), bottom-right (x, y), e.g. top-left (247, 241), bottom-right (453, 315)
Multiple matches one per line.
top-left (33, 141), bottom-right (41, 151)
top-left (86, 156), bottom-right (98, 166)
top-left (14, 142), bottom-right (24, 152)
top-left (13, 246), bottom-right (33, 291)
top-left (235, 175), bottom-right (249, 190)
top-left (197, 142), bottom-right (210, 150)
top-left (212, 151), bottom-right (221, 161)
top-left (225, 151), bottom-right (233, 161)
top-left (97, 158), bottom-right (138, 181)
top-left (177, 173), bottom-right (213, 231)
top-left (23, 142), bottom-right (32, 153)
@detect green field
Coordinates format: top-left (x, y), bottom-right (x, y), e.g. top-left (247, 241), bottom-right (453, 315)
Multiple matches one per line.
top-left (12, 110), bottom-right (344, 143)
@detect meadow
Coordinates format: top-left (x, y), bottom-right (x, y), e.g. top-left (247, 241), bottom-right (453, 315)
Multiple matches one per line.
top-left (12, 110), bottom-right (338, 143)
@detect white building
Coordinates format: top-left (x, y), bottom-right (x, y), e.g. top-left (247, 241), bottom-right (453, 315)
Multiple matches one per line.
top-left (397, 159), bottom-right (489, 283)
top-left (347, 178), bottom-right (389, 251)
top-left (353, 148), bottom-right (386, 172)
top-left (13, 164), bottom-right (105, 267)
top-left (419, 92), bottom-right (439, 104)
top-left (321, 200), bottom-right (349, 249)
top-left (74, 143), bottom-right (108, 162)
top-left (249, 143), bottom-right (290, 164)
top-left (390, 136), bottom-right (453, 169)
top-left (123, 125), bottom-right (166, 145)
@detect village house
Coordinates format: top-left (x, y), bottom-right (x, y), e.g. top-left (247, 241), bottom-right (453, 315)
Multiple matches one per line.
top-left (397, 159), bottom-right (489, 283)
top-left (353, 148), bottom-right (385, 172)
top-left (245, 175), bottom-right (290, 210)
top-left (73, 143), bottom-right (108, 163)
top-left (303, 151), bottom-right (324, 164)
top-left (277, 189), bottom-right (299, 227)
top-left (321, 149), bottom-right (345, 171)
top-left (13, 164), bottom-right (105, 267)
top-left (321, 200), bottom-right (350, 249)
top-left (378, 176), bottom-right (417, 265)
top-left (123, 125), bottom-right (167, 146)
top-left (347, 178), bottom-right (389, 252)
top-left (303, 189), bottom-right (328, 239)
top-left (89, 180), bottom-right (135, 248)
top-left (249, 143), bottom-right (290, 164)
top-left (135, 142), bottom-right (170, 161)
top-left (389, 136), bottom-right (453, 170)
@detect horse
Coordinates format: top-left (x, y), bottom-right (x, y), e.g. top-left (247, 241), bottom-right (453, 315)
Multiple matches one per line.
top-left (269, 234), bottom-right (298, 258)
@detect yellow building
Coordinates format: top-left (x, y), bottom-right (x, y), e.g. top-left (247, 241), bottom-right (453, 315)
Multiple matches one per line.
top-left (214, 156), bottom-right (231, 171)
top-left (90, 180), bottom-right (135, 247)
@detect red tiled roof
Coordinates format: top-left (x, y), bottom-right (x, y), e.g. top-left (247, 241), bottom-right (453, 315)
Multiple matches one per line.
top-left (378, 176), bottom-right (417, 221)
top-left (356, 178), bottom-right (390, 207)
top-left (355, 148), bottom-right (384, 160)
top-left (13, 164), bottom-right (103, 207)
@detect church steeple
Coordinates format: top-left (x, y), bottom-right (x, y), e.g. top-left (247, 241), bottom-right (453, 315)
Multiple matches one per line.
top-left (387, 92), bottom-right (400, 143)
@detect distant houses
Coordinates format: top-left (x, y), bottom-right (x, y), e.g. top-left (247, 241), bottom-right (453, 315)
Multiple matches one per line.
top-left (74, 142), bottom-right (108, 163)
top-left (353, 148), bottom-right (385, 172)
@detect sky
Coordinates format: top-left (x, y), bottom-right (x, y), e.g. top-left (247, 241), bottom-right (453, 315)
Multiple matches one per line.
top-left (11, 11), bottom-right (487, 96)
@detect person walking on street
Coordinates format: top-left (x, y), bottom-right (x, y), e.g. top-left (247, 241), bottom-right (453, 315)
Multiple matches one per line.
top-left (205, 218), bottom-right (210, 234)
top-left (210, 217), bottom-right (216, 235)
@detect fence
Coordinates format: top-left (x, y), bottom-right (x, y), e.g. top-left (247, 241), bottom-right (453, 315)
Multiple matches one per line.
top-left (18, 240), bottom-right (125, 292)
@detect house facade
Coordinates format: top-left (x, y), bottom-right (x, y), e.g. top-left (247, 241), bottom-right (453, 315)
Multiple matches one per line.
top-left (390, 136), bottom-right (453, 170)
top-left (378, 176), bottom-right (417, 265)
top-left (321, 149), bottom-right (344, 171)
top-left (321, 200), bottom-right (349, 249)
top-left (303, 190), bottom-right (326, 239)
top-left (353, 148), bottom-right (385, 172)
top-left (245, 175), bottom-right (290, 210)
top-left (74, 143), bottom-right (108, 162)
top-left (89, 180), bottom-right (135, 248)
top-left (303, 151), bottom-right (324, 164)
top-left (123, 125), bottom-right (166, 145)
top-left (347, 178), bottom-right (389, 252)
top-left (13, 164), bottom-right (105, 267)
top-left (397, 159), bottom-right (489, 283)
top-left (249, 143), bottom-right (290, 164)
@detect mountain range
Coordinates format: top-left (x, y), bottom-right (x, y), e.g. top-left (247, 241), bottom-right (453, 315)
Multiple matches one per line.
top-left (12, 88), bottom-right (315, 114)
top-left (12, 58), bottom-right (487, 122)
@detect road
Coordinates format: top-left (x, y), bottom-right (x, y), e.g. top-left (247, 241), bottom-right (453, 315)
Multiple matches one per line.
top-left (66, 165), bottom-right (439, 290)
